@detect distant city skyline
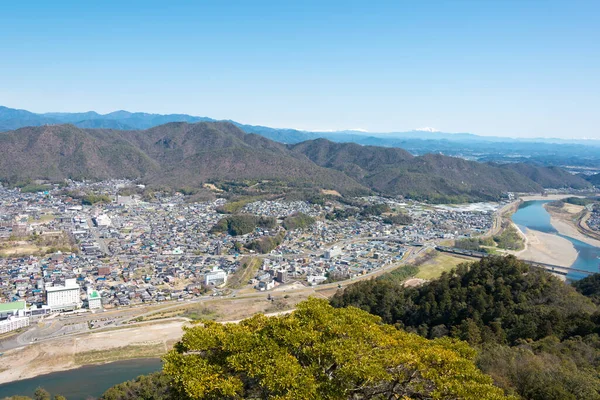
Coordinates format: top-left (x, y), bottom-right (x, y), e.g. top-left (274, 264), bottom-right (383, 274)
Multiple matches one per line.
top-left (1, 1), bottom-right (598, 138)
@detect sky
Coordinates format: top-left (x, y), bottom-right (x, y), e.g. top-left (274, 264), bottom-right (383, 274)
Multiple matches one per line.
top-left (0, 0), bottom-right (598, 138)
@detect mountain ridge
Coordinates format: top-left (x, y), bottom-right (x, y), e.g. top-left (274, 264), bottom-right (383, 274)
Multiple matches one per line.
top-left (0, 121), bottom-right (591, 201)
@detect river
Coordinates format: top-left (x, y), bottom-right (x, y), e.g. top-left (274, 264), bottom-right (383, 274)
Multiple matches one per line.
top-left (512, 200), bottom-right (600, 280)
top-left (0, 358), bottom-right (162, 399)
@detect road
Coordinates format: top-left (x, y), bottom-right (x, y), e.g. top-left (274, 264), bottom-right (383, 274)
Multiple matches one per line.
top-left (87, 217), bottom-right (110, 255)
top-left (487, 200), bottom-right (520, 238)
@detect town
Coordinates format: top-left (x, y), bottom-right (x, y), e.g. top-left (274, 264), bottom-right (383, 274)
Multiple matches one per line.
top-left (0, 180), bottom-right (500, 335)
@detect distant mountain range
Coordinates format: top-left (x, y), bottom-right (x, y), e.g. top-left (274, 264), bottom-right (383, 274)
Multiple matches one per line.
top-left (0, 106), bottom-right (215, 132)
top-left (2, 105), bottom-right (599, 145)
top-left (2, 106), bottom-right (600, 173)
top-left (0, 121), bottom-right (593, 202)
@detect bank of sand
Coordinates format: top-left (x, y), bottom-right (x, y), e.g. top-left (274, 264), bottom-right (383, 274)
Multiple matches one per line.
top-left (511, 226), bottom-right (578, 268)
top-left (544, 204), bottom-right (600, 248)
top-left (0, 320), bottom-right (188, 385)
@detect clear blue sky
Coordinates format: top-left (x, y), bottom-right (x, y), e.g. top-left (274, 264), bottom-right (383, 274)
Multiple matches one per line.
top-left (1, 0), bottom-right (598, 138)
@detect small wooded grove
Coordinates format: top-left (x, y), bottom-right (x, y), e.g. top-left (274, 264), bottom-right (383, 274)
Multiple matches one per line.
top-left (209, 214), bottom-right (277, 236)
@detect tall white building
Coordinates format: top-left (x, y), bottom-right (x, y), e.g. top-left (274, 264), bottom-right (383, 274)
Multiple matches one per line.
top-left (205, 267), bottom-right (227, 286)
top-left (46, 278), bottom-right (81, 311)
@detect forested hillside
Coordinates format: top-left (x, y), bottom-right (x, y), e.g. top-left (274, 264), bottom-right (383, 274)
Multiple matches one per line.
top-left (331, 256), bottom-right (600, 399)
top-left (0, 123), bottom-right (368, 196)
top-left (291, 141), bottom-right (547, 202)
top-left (500, 163), bottom-right (590, 189)
top-left (0, 122), bottom-right (588, 202)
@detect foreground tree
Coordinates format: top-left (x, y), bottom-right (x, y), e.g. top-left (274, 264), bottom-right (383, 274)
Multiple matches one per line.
top-left (163, 298), bottom-right (512, 399)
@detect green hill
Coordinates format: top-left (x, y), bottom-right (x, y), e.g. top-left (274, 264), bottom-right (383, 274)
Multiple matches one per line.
top-left (99, 299), bottom-right (512, 400)
top-left (0, 122), bottom-right (587, 201)
top-left (500, 163), bottom-right (591, 189)
top-left (291, 140), bottom-right (546, 202)
top-left (331, 256), bottom-right (600, 399)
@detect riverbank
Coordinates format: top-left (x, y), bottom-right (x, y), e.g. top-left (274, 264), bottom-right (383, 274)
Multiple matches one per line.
top-left (511, 227), bottom-right (578, 268)
top-left (0, 319), bottom-right (187, 385)
top-left (507, 199), bottom-right (579, 268)
top-left (0, 287), bottom-right (318, 385)
top-left (544, 203), bottom-right (600, 248)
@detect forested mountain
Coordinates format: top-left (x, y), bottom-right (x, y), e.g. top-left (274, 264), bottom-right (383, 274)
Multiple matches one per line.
top-left (331, 256), bottom-right (600, 399)
top-left (0, 121), bottom-right (589, 201)
top-left (499, 163), bottom-right (591, 189)
top-left (585, 173), bottom-right (600, 186)
top-left (2, 105), bottom-right (600, 174)
top-left (291, 140), bottom-right (549, 202)
top-left (0, 124), bottom-right (160, 181)
top-left (0, 106), bottom-right (59, 131)
top-left (0, 123), bottom-right (367, 195)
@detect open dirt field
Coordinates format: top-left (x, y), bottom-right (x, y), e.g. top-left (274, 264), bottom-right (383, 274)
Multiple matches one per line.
top-left (0, 242), bottom-right (48, 257)
top-left (0, 290), bottom-right (317, 385)
top-left (415, 253), bottom-right (468, 280)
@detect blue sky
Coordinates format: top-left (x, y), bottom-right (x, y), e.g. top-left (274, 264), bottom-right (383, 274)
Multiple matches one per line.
top-left (0, 0), bottom-right (598, 138)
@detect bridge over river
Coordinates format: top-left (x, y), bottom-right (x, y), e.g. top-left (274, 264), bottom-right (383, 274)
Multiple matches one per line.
top-left (435, 246), bottom-right (597, 277)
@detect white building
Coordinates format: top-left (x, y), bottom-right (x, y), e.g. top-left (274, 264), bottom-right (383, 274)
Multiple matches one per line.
top-left (307, 275), bottom-right (328, 285)
top-left (87, 288), bottom-right (102, 310)
top-left (324, 246), bottom-right (343, 260)
top-left (257, 280), bottom-right (275, 291)
top-left (93, 214), bottom-right (112, 227)
top-left (46, 278), bottom-right (81, 311)
top-left (205, 267), bottom-right (227, 286)
top-left (0, 316), bottom-right (30, 334)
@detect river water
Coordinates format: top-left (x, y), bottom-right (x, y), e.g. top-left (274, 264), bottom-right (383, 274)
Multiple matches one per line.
top-left (511, 200), bottom-right (600, 279)
top-left (0, 358), bottom-right (162, 399)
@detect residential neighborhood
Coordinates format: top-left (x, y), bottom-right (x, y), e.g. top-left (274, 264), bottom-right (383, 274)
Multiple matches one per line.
top-left (0, 180), bottom-right (500, 334)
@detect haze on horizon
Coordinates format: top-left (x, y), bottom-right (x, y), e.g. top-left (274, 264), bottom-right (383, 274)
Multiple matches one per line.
top-left (1, 0), bottom-right (598, 139)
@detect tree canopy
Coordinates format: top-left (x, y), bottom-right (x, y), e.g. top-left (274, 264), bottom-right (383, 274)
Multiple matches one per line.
top-left (210, 214), bottom-right (277, 236)
top-left (573, 273), bottom-right (600, 305)
top-left (330, 256), bottom-right (600, 399)
top-left (163, 298), bottom-right (512, 400)
top-left (331, 255), bottom-right (596, 345)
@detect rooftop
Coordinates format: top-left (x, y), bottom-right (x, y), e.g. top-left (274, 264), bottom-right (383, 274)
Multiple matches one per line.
top-left (0, 300), bottom-right (26, 312)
